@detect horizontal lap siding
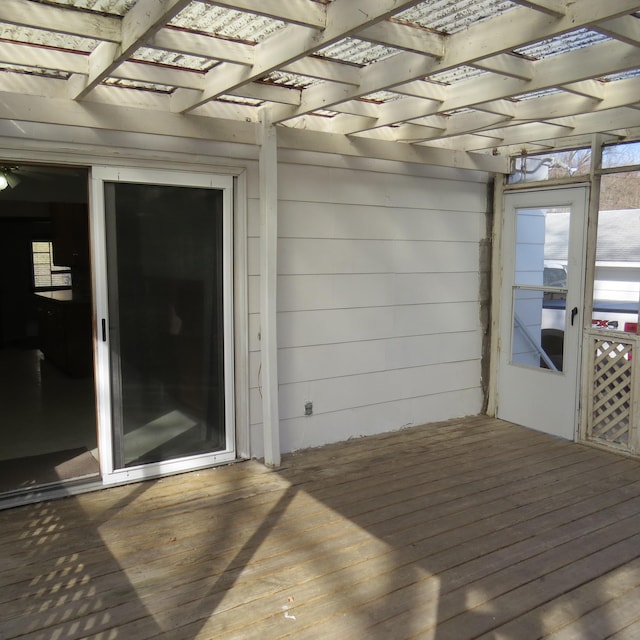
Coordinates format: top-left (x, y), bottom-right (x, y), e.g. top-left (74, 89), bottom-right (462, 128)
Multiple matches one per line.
top-left (246, 163), bottom-right (488, 456)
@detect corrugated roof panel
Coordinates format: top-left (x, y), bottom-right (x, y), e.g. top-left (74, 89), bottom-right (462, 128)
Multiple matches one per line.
top-left (396, 0), bottom-right (516, 34)
top-left (171, 1), bottom-right (284, 43)
top-left (601, 69), bottom-right (640, 82)
top-left (316, 38), bottom-right (399, 65)
top-left (0, 62), bottom-right (69, 79)
top-left (428, 65), bottom-right (487, 84)
top-left (0, 24), bottom-right (98, 52)
top-left (515, 29), bottom-right (610, 59)
top-left (262, 71), bottom-right (320, 89)
top-left (513, 87), bottom-right (563, 101)
top-left (217, 95), bottom-right (263, 106)
top-left (359, 90), bottom-right (404, 103)
top-left (132, 47), bottom-right (216, 72)
top-left (37, 0), bottom-right (136, 15)
top-left (103, 77), bottom-right (174, 92)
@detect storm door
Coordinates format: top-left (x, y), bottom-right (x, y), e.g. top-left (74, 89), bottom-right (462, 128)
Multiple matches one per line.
top-left (497, 187), bottom-right (588, 440)
top-left (91, 167), bottom-right (235, 484)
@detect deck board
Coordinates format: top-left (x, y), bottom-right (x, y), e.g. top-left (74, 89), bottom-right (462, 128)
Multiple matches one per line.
top-left (2, 416), bottom-right (640, 639)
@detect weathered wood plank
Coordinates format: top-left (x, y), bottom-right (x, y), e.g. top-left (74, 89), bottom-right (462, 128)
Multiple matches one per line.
top-left (1, 417), bottom-right (640, 640)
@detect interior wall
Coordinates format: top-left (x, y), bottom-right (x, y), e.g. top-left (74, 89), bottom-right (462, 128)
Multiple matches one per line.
top-left (247, 161), bottom-right (490, 455)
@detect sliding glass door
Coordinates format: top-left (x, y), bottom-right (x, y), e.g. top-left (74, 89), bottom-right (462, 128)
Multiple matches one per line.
top-left (92, 168), bottom-right (235, 483)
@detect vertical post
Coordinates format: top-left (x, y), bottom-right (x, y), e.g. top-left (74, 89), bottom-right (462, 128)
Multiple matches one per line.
top-left (259, 108), bottom-right (281, 467)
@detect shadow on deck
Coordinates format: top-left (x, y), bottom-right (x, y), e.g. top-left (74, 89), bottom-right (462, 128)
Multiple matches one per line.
top-left (2, 415), bottom-right (640, 639)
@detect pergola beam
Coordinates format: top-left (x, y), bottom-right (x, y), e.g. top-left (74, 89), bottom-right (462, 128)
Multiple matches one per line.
top-left (0, 0), bottom-right (121, 42)
top-left (69, 0), bottom-right (193, 100)
top-left (337, 39), bottom-right (640, 135)
top-left (170, 0), bottom-right (425, 113)
top-left (204, 0), bottom-right (326, 29)
top-left (270, 0), bottom-right (640, 125)
top-left (509, 0), bottom-right (567, 17)
top-left (357, 20), bottom-right (444, 57)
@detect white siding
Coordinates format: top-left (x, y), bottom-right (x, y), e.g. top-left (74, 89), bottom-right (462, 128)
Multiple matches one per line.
top-left (248, 162), bottom-right (489, 455)
top-left (0, 119), bottom-right (489, 461)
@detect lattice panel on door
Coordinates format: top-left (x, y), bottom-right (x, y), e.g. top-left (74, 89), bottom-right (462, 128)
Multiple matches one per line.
top-left (588, 337), bottom-right (633, 450)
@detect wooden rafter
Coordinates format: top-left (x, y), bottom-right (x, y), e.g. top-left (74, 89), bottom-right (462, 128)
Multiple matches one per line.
top-left (0, 0), bottom-right (636, 167)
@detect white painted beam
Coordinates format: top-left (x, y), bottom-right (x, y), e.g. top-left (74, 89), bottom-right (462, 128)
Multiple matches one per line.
top-left (595, 16), bottom-right (640, 46)
top-left (112, 60), bottom-right (204, 90)
top-left (510, 0), bottom-right (567, 17)
top-left (229, 83), bottom-right (301, 106)
top-left (355, 39), bottom-right (640, 134)
top-left (271, 0), bottom-right (640, 124)
top-left (171, 0), bottom-right (425, 113)
top-left (70, 0), bottom-right (193, 100)
top-left (0, 88), bottom-right (510, 172)
top-left (392, 80), bottom-right (447, 102)
top-left (358, 20), bottom-right (444, 57)
top-left (0, 0), bottom-right (121, 42)
top-left (258, 108), bottom-right (281, 468)
top-left (0, 41), bottom-right (88, 76)
top-left (561, 80), bottom-right (606, 100)
top-left (150, 28), bottom-right (255, 66)
top-left (401, 111), bottom-right (514, 142)
top-left (276, 126), bottom-right (509, 173)
top-left (472, 53), bottom-right (534, 81)
top-left (282, 57), bottom-right (361, 86)
top-left (204, 0), bottom-right (326, 29)
top-left (0, 89), bottom-right (258, 144)
top-left (458, 106), bottom-right (640, 151)
top-left (480, 75), bottom-right (640, 123)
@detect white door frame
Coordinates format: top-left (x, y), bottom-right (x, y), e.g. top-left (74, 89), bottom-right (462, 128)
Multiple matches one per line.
top-left (496, 185), bottom-right (589, 440)
top-left (90, 165), bottom-right (238, 485)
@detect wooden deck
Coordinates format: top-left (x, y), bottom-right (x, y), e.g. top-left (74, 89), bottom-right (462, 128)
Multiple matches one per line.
top-left (3, 415), bottom-right (640, 639)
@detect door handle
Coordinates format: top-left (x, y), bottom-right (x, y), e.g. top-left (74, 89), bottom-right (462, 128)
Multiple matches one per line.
top-left (101, 318), bottom-right (107, 342)
top-left (571, 307), bottom-right (578, 326)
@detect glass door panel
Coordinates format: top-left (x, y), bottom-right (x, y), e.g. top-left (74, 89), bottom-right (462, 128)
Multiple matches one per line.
top-left (92, 168), bottom-right (235, 483)
top-left (511, 206), bottom-right (570, 372)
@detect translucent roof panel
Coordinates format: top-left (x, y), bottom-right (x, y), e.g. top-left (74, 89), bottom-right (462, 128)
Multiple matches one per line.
top-left (0, 25), bottom-right (98, 52)
top-left (428, 65), bottom-right (488, 85)
top-left (104, 78), bottom-right (174, 93)
top-left (171, 2), bottom-right (285, 43)
top-left (601, 69), bottom-right (640, 82)
top-left (513, 87), bottom-right (563, 102)
top-left (132, 47), bottom-right (216, 72)
top-left (0, 63), bottom-right (70, 80)
top-left (515, 29), bottom-right (611, 59)
top-left (316, 38), bottom-right (399, 66)
top-left (359, 91), bottom-right (404, 104)
top-left (38, 0), bottom-right (136, 15)
top-left (396, 0), bottom-right (516, 34)
top-left (261, 71), bottom-right (320, 90)
top-left (217, 95), bottom-right (263, 106)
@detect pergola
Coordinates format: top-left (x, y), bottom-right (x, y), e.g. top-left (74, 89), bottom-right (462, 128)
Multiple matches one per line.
top-left (0, 0), bottom-right (638, 173)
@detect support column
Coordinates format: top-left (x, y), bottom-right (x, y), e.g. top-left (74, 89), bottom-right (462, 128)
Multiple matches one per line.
top-left (259, 108), bottom-right (281, 467)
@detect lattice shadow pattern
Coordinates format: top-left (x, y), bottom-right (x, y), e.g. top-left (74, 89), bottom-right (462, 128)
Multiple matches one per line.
top-left (588, 338), bottom-right (633, 450)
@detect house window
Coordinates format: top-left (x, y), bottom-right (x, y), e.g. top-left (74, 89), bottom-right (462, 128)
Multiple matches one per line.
top-left (32, 241), bottom-right (72, 290)
top-left (508, 148), bottom-right (591, 184)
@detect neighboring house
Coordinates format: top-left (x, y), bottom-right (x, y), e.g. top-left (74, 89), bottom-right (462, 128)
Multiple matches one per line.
top-left (543, 210), bottom-right (640, 333)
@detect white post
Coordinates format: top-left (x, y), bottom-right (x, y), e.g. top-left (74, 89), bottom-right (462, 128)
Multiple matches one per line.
top-left (259, 108), bottom-right (281, 467)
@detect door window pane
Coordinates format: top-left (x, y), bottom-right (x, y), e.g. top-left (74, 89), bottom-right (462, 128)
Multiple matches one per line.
top-left (106, 183), bottom-right (226, 468)
top-left (511, 206), bottom-right (570, 371)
